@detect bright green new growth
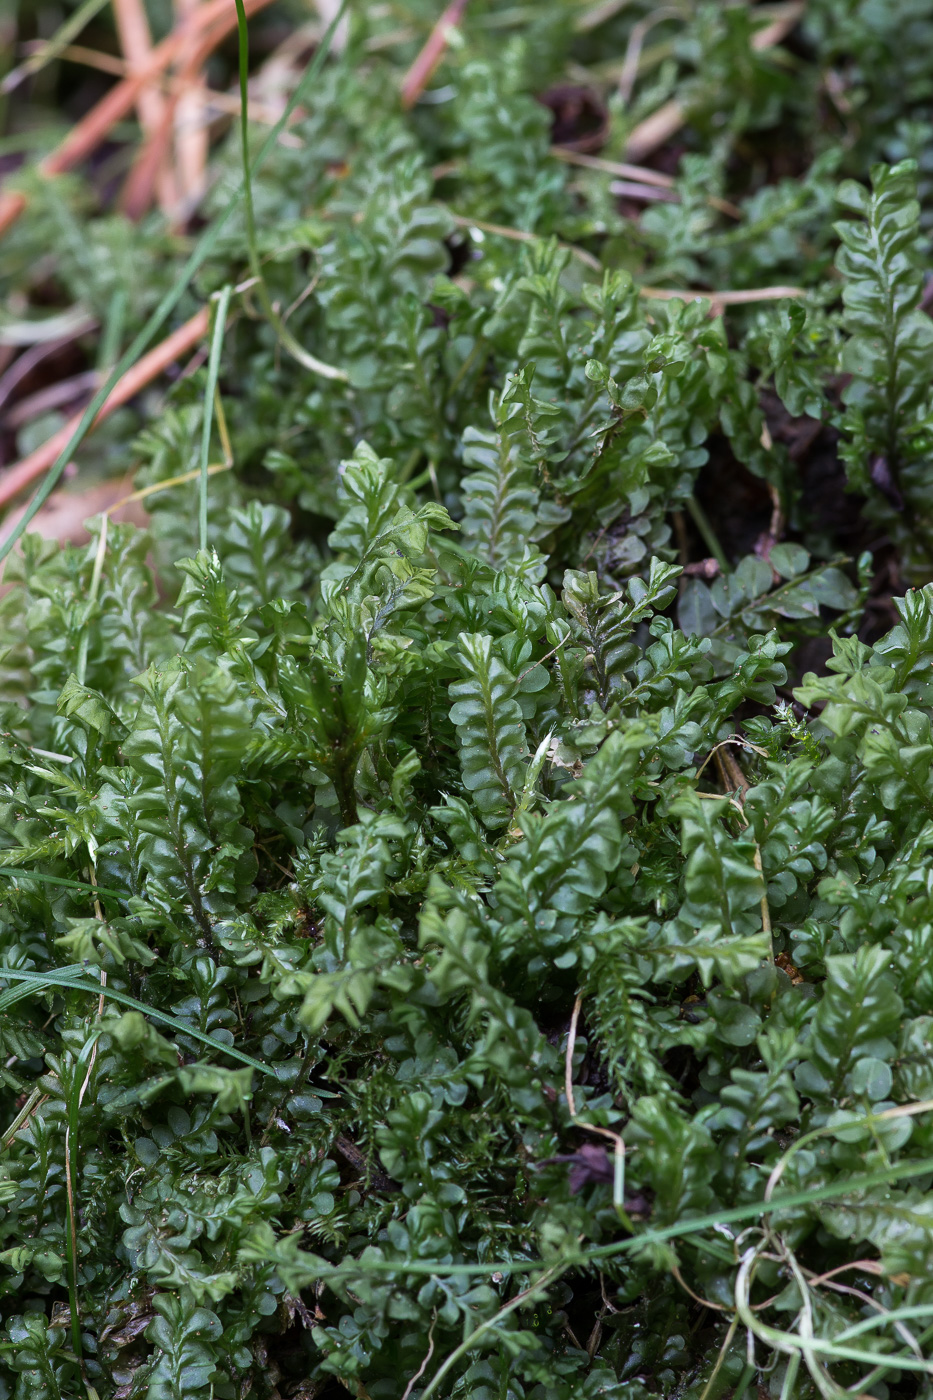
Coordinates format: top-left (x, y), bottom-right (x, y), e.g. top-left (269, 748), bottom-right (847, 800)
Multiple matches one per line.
top-left (5, 3), bottom-right (933, 1398)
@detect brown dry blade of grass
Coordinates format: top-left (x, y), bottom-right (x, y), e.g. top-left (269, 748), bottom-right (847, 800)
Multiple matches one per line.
top-left (120, 96), bottom-right (178, 219)
top-left (120, 8), bottom-right (324, 217)
top-left (625, 0), bottom-right (805, 161)
top-left (0, 306), bottom-right (208, 510)
top-left (450, 212), bottom-right (803, 303)
top-left (122, 0), bottom-right (211, 221)
top-left (112, 0), bottom-right (177, 215)
top-left (30, 43), bottom-right (290, 129)
top-left (0, 321), bottom-right (98, 417)
top-left (173, 0), bottom-right (210, 218)
top-left (400, 0), bottom-right (470, 109)
top-left (0, 0), bottom-right (276, 239)
top-left (551, 147), bottom-right (742, 218)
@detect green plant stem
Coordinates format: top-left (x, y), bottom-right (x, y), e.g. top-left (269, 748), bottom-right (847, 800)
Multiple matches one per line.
top-left (686, 494), bottom-right (730, 572)
top-left (306, 1152), bottom-right (933, 1285)
top-left (64, 1031), bottom-right (100, 1364)
top-left (0, 867), bottom-right (126, 898)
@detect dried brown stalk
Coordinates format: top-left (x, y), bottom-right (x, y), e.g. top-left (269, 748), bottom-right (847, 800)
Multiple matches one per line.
top-left (173, 0), bottom-right (211, 218)
top-left (450, 213), bottom-right (802, 301)
top-left (120, 104), bottom-right (179, 219)
top-left (0, 0), bottom-right (276, 240)
top-left (552, 147), bottom-right (742, 218)
top-left (400, 0), bottom-right (469, 109)
top-left (112, 0), bottom-right (177, 213)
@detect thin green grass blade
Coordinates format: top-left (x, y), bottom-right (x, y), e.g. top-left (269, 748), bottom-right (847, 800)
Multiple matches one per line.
top-left (0, 963), bottom-right (85, 1011)
top-left (0, 0), bottom-right (347, 564)
top-left (304, 1154), bottom-right (933, 1283)
top-left (64, 1029), bottom-right (100, 1363)
top-left (0, 866), bottom-right (127, 899)
top-left (198, 283), bottom-right (233, 552)
top-left (0, 968), bottom-right (278, 1077)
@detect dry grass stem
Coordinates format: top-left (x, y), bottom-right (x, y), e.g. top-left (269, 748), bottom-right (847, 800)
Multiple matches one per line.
top-left (112, 0), bottom-right (177, 213)
top-left (401, 0), bottom-right (470, 109)
top-left (0, 0), bottom-right (276, 240)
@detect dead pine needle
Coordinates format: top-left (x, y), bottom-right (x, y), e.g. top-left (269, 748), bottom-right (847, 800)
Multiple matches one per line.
top-left (401, 0), bottom-right (470, 109)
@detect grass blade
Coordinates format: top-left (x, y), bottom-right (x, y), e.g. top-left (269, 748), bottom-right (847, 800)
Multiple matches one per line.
top-left (0, 867), bottom-right (127, 899)
top-left (64, 1029), bottom-right (100, 1364)
top-left (0, 967), bottom-right (278, 1077)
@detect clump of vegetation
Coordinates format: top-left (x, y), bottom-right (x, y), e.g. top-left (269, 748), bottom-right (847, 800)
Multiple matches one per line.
top-left (4, 2), bottom-right (933, 1397)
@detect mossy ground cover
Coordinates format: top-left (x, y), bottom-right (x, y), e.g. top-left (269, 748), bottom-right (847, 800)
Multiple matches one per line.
top-left (3, 2), bottom-right (933, 1397)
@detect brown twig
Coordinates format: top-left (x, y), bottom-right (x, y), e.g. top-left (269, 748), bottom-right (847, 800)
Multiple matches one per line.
top-left (452, 214), bottom-right (800, 298)
top-left (618, 6), bottom-right (682, 104)
top-left (400, 0), bottom-right (469, 109)
top-left (17, 41), bottom-right (126, 77)
top-left (449, 212), bottom-right (602, 271)
top-left (564, 994), bottom-right (627, 1157)
top-left (551, 146), bottom-right (676, 187)
top-left (173, 0), bottom-right (211, 218)
top-left (610, 179), bottom-right (679, 205)
top-left (123, 0), bottom-right (212, 221)
top-left (112, 0), bottom-right (176, 214)
top-left (120, 101), bottom-right (178, 219)
top-left (0, 307), bottom-right (208, 511)
top-left (26, 43), bottom-right (288, 127)
top-left (0, 0), bottom-right (276, 240)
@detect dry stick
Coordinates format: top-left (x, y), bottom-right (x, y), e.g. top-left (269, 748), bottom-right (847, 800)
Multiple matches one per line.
top-left (4, 369), bottom-right (99, 430)
top-left (0, 307), bottom-right (208, 511)
top-left (0, 0), bottom-right (276, 239)
top-left (451, 213), bottom-right (802, 300)
top-left (640, 284), bottom-right (803, 304)
top-left (123, 0), bottom-right (211, 221)
top-left (551, 146), bottom-right (678, 188)
top-left (17, 40), bottom-right (126, 77)
top-left (450, 212), bottom-right (603, 271)
top-left (625, 0), bottom-right (805, 160)
top-left (112, 0), bottom-right (176, 214)
top-left (618, 5), bottom-right (682, 104)
top-left (400, 0), bottom-right (469, 109)
top-left (1, 1087), bottom-right (49, 1150)
top-left (553, 147), bottom-right (742, 216)
top-left (173, 0), bottom-right (211, 218)
top-left (0, 0), bottom-right (111, 94)
top-left (120, 93), bottom-right (178, 219)
top-left (31, 43), bottom-right (289, 127)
